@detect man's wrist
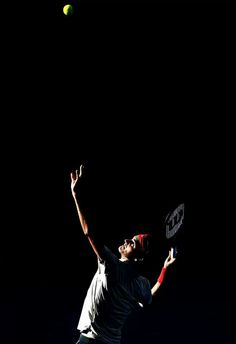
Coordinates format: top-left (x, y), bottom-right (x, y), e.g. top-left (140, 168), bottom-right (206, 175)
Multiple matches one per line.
top-left (157, 267), bottom-right (166, 284)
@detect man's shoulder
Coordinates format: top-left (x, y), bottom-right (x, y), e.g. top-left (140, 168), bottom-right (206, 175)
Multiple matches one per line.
top-left (99, 245), bottom-right (119, 264)
top-left (136, 275), bottom-right (151, 288)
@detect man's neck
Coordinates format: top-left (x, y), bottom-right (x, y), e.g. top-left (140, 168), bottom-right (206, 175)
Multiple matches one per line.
top-left (119, 257), bottom-right (129, 262)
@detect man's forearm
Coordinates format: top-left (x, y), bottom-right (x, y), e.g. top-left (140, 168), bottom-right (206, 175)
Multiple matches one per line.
top-left (73, 194), bottom-right (88, 235)
top-left (151, 281), bottom-right (161, 296)
top-left (72, 193), bottom-right (104, 260)
top-left (151, 267), bottom-right (167, 296)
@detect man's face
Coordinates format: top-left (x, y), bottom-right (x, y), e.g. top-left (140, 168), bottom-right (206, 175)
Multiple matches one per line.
top-left (118, 237), bottom-right (140, 259)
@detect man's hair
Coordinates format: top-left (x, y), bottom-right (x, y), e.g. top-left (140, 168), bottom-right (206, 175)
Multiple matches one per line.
top-left (134, 233), bottom-right (152, 260)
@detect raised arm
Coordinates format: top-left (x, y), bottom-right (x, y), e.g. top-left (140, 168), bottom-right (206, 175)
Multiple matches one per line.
top-left (70, 165), bottom-right (104, 260)
top-left (151, 248), bottom-right (176, 296)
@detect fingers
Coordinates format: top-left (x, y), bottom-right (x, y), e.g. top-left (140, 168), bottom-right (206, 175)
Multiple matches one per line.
top-left (70, 169), bottom-right (79, 181)
top-left (165, 248), bottom-right (176, 266)
top-left (79, 164), bottom-right (84, 177)
top-left (70, 171), bottom-right (75, 181)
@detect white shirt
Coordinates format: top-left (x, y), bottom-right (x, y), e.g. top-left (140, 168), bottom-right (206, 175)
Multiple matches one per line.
top-left (78, 246), bottom-right (152, 344)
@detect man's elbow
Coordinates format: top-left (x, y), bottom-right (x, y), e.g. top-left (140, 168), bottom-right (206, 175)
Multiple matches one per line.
top-left (81, 221), bottom-right (89, 235)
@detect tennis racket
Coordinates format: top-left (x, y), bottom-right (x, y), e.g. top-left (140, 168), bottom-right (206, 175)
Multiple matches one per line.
top-left (164, 203), bottom-right (185, 257)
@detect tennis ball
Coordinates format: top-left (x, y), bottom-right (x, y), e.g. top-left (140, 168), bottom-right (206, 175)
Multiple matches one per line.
top-left (63, 4), bottom-right (74, 16)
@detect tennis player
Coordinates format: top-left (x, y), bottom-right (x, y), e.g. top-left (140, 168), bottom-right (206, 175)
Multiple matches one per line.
top-left (70, 165), bottom-right (176, 344)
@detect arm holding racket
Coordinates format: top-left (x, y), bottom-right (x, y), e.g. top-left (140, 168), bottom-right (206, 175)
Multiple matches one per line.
top-left (151, 248), bottom-right (176, 296)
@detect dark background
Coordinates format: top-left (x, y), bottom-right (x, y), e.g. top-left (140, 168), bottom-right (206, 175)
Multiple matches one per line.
top-left (1, 4), bottom-right (235, 344)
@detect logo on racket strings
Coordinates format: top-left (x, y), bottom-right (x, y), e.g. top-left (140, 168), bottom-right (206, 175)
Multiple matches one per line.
top-left (165, 203), bottom-right (185, 239)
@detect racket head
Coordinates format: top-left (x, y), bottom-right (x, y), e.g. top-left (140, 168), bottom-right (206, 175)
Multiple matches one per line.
top-left (165, 203), bottom-right (185, 239)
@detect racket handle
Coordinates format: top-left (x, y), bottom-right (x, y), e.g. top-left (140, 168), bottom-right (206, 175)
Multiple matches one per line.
top-left (172, 246), bottom-right (178, 258)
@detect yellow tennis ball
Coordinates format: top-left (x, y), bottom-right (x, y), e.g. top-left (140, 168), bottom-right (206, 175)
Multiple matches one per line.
top-left (63, 4), bottom-right (74, 16)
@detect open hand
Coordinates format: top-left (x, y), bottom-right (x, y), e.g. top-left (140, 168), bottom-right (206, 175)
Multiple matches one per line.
top-left (70, 164), bottom-right (84, 195)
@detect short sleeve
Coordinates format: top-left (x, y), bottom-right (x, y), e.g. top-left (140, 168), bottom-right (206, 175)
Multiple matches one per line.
top-left (137, 276), bottom-right (152, 306)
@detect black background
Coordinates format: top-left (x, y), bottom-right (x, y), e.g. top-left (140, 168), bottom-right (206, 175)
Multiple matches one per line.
top-left (1, 4), bottom-right (235, 344)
